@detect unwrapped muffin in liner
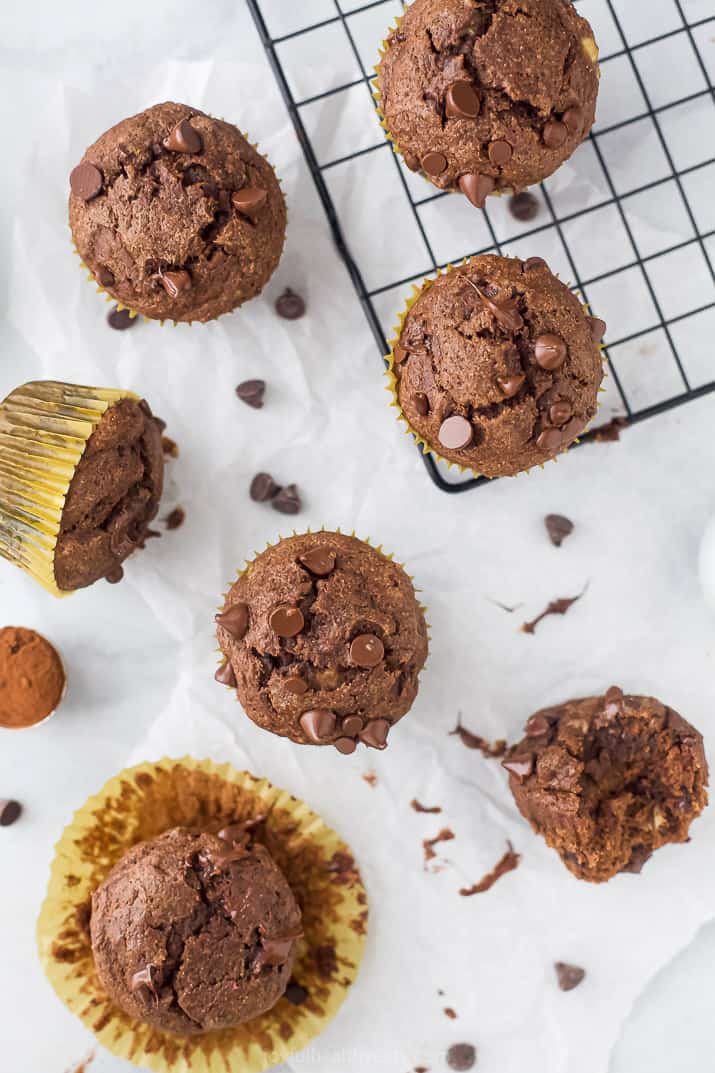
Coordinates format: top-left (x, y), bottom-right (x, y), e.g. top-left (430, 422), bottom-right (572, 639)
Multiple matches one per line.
top-left (37, 757), bottom-right (367, 1073)
top-left (0, 381), bottom-right (138, 596)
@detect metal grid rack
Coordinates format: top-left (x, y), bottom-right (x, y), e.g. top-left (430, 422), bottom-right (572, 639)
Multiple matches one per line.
top-left (248, 0), bottom-right (715, 493)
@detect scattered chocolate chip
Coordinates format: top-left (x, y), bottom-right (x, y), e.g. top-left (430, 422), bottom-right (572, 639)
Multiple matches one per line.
top-left (214, 661), bottom-right (237, 687)
top-left (411, 799), bottom-right (442, 814)
top-left (555, 962), bottom-right (586, 992)
top-left (107, 306), bottom-right (136, 331)
top-left (589, 316), bottom-right (607, 344)
top-left (496, 374), bottom-right (525, 398)
top-left (501, 756), bottom-right (534, 781)
top-left (164, 507), bottom-right (185, 530)
top-left (250, 472), bottom-right (280, 502)
top-left (163, 117), bottom-right (202, 154)
top-left (525, 713), bottom-right (551, 737)
top-left (350, 634), bottom-right (384, 669)
top-left (509, 192), bottom-right (539, 221)
top-left (459, 172), bottom-right (495, 208)
top-left (414, 392), bottom-right (430, 416)
top-left (423, 827), bottom-right (455, 865)
top-left (232, 187), bottom-right (268, 217)
top-left (445, 81), bottom-right (480, 119)
top-left (335, 737), bottom-right (357, 755)
top-left (0, 800), bottom-right (22, 827)
top-left (562, 105), bottom-right (584, 133)
top-left (97, 266), bottom-right (115, 287)
top-left (543, 120), bottom-right (568, 149)
top-left (521, 589), bottom-right (586, 634)
top-left (549, 401), bottom-right (573, 426)
top-left (275, 288), bottom-right (306, 320)
top-left (450, 718), bottom-right (506, 758)
top-left (534, 334), bottom-right (567, 370)
top-left (360, 718), bottom-right (390, 750)
top-left (236, 379), bottom-right (266, 409)
top-left (342, 715), bottom-right (366, 736)
top-left (70, 162), bottom-right (103, 200)
top-left (285, 676), bottom-right (308, 695)
top-left (523, 255), bottom-right (547, 271)
top-left (459, 842), bottom-right (520, 896)
top-left (439, 415), bottom-right (473, 451)
top-left (536, 427), bottom-right (564, 451)
top-left (159, 270), bottom-right (192, 298)
top-left (422, 151), bottom-right (448, 176)
top-left (445, 1007), bottom-right (458, 1019)
top-left (579, 416), bottom-right (628, 443)
top-left (299, 547), bottom-right (336, 577)
top-left (300, 710), bottom-right (337, 743)
top-left (215, 602), bottom-right (249, 641)
top-left (272, 484), bottom-right (302, 515)
top-left (284, 980), bottom-right (309, 1005)
top-left (105, 566), bottom-right (124, 584)
top-left (488, 140), bottom-right (512, 165)
top-left (447, 1043), bottom-right (476, 1072)
top-left (270, 605), bottom-right (304, 639)
top-left (545, 513), bottom-right (574, 547)
top-left (162, 435), bottom-right (179, 458)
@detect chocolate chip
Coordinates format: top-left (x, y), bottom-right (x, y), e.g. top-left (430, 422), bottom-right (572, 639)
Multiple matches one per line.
top-left (534, 334), bottom-right (567, 370)
top-left (236, 379), bottom-right (266, 409)
top-left (589, 316), bottom-right (607, 344)
top-left (335, 737), bottom-right (357, 755)
top-left (285, 677), bottom-right (308, 696)
top-left (275, 288), bottom-right (306, 320)
top-left (360, 719), bottom-right (390, 750)
top-left (501, 755), bottom-right (534, 781)
top-left (232, 187), bottom-right (268, 217)
top-left (300, 710), bottom-right (337, 743)
top-left (459, 172), bottom-right (495, 209)
top-left (97, 266), bottom-right (115, 287)
top-left (272, 484), bottom-right (302, 515)
top-left (621, 845), bottom-right (652, 874)
top-left (414, 392), bottom-right (430, 416)
top-left (439, 415), bottom-right (473, 451)
top-left (447, 1043), bottom-right (476, 1071)
top-left (106, 566), bottom-right (124, 584)
top-left (488, 140), bottom-right (512, 165)
top-left (299, 547), bottom-right (336, 577)
top-left (107, 306), bottom-right (136, 331)
top-left (163, 118), bottom-right (202, 154)
top-left (445, 81), bottom-right (480, 119)
top-left (342, 715), bottom-right (365, 736)
top-left (164, 506), bottom-right (185, 530)
top-left (525, 713), bottom-right (551, 737)
top-left (523, 256), bottom-right (547, 271)
top-left (496, 374), bottom-right (525, 398)
top-left (422, 151), bottom-right (448, 176)
top-left (284, 980), bottom-right (309, 1005)
top-left (555, 962), bottom-right (586, 992)
top-left (393, 344), bottom-right (408, 364)
top-left (549, 401), bottom-right (573, 426)
top-left (562, 105), bottom-right (584, 133)
top-left (543, 120), bottom-right (568, 149)
top-left (159, 270), bottom-right (192, 298)
top-left (70, 162), bottom-right (103, 200)
top-left (214, 661), bottom-right (237, 687)
top-left (509, 192), bottom-right (539, 221)
top-left (0, 800), bottom-right (22, 827)
top-left (536, 428), bottom-right (563, 451)
top-left (403, 151), bottom-right (421, 172)
top-left (270, 605), bottom-right (304, 638)
top-left (250, 472), bottom-right (280, 502)
top-left (350, 634), bottom-right (384, 669)
top-left (215, 603), bottom-right (249, 641)
top-left (545, 514), bottom-right (574, 547)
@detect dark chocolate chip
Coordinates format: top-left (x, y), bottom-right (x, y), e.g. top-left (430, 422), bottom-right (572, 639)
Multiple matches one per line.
top-left (555, 962), bottom-right (586, 992)
top-left (393, 344), bottom-right (408, 364)
top-left (335, 736), bottom-right (358, 755)
top-left (422, 151), bottom-right (448, 176)
top-left (403, 152), bottom-right (421, 172)
top-left (509, 192), bottom-right (539, 221)
top-left (496, 374), bottom-right (525, 398)
top-left (523, 256), bottom-right (547, 271)
top-left (536, 427), bottom-right (564, 451)
top-left (562, 105), bottom-right (584, 133)
top-left (501, 755), bottom-right (534, 781)
top-left (0, 800), bottom-right (22, 827)
top-left (447, 1043), bottom-right (477, 1071)
top-left (488, 140), bottom-right (513, 165)
top-left (164, 507), bottom-right (185, 530)
top-left (589, 316), bottom-right (607, 344)
top-left (275, 288), bottom-right (306, 320)
top-left (236, 379), bottom-right (266, 409)
top-left (232, 187), bottom-right (268, 217)
top-left (70, 162), bottom-right (103, 200)
top-left (545, 514), bottom-right (574, 547)
top-left (414, 392), bottom-right (430, 416)
top-left (97, 266), bottom-right (115, 287)
top-left (439, 415), bottom-right (473, 450)
top-left (272, 484), bottom-right (302, 515)
top-left (300, 710), bottom-right (337, 742)
top-left (350, 634), bottom-right (385, 669)
top-left (107, 306), bottom-right (136, 331)
top-left (299, 547), bottom-right (336, 577)
top-left (360, 719), bottom-right (390, 750)
top-left (159, 270), bottom-right (192, 298)
top-left (215, 603), bottom-right (249, 641)
top-left (525, 713), bottom-right (551, 737)
top-left (270, 605), bottom-right (304, 638)
top-left (163, 118), bottom-right (202, 154)
top-left (549, 401), bottom-right (573, 427)
top-left (459, 172), bottom-right (495, 208)
top-left (534, 334), bottom-right (567, 370)
top-left (285, 980), bottom-right (309, 1005)
top-left (341, 716), bottom-right (365, 738)
top-left (214, 661), bottom-right (237, 687)
top-left (445, 81), bottom-right (480, 119)
top-left (543, 120), bottom-right (568, 149)
top-left (250, 472), bottom-right (280, 502)
top-left (285, 677), bottom-right (308, 696)
top-left (106, 565), bottom-right (124, 584)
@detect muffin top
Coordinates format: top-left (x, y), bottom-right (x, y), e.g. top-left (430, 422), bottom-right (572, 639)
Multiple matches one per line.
top-left (0, 627), bottom-right (65, 729)
top-left (90, 826), bottom-right (302, 1036)
top-left (69, 102), bottom-right (286, 322)
top-left (54, 397), bottom-right (164, 591)
top-left (215, 532), bottom-right (429, 753)
top-left (393, 254), bottom-right (605, 477)
top-left (503, 688), bottom-right (709, 882)
top-left (377, 0), bottom-right (599, 201)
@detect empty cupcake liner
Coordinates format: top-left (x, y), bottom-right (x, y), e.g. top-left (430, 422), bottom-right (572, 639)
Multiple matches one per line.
top-left (0, 380), bottom-right (137, 596)
top-left (37, 757), bottom-right (367, 1073)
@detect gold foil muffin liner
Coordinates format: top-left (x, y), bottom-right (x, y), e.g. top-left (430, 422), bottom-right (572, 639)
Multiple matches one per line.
top-left (37, 757), bottom-right (367, 1073)
top-left (0, 381), bottom-right (138, 596)
top-left (385, 261), bottom-right (607, 479)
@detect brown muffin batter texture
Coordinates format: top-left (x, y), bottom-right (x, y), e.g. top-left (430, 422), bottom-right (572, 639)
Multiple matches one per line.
top-left (393, 254), bottom-right (604, 477)
top-left (377, 0), bottom-right (599, 202)
top-left (0, 627), bottom-right (65, 729)
top-left (54, 398), bottom-right (164, 591)
top-left (69, 102), bottom-right (286, 322)
top-left (503, 688), bottom-right (709, 883)
top-left (215, 533), bottom-right (429, 753)
top-left (90, 827), bottom-right (302, 1036)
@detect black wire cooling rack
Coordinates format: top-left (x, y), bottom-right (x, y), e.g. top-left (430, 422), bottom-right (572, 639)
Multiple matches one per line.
top-left (248, 0), bottom-right (715, 493)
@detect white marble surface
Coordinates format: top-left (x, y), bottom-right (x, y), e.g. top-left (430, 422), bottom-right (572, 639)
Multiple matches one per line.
top-left (1, 3), bottom-right (715, 1072)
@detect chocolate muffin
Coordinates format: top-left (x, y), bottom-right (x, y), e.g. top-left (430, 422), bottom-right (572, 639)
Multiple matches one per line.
top-left (392, 254), bottom-right (605, 477)
top-left (90, 826), bottom-right (302, 1035)
top-left (0, 627), bottom-right (66, 730)
top-left (69, 102), bottom-right (286, 322)
top-left (215, 532), bottom-right (429, 753)
top-left (54, 397), bottom-right (164, 590)
top-left (377, 0), bottom-right (599, 204)
top-left (503, 688), bottom-right (709, 883)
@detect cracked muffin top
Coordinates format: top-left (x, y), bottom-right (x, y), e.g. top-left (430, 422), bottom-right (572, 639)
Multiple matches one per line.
top-left (503, 688), bottom-right (709, 883)
top-left (90, 826), bottom-right (302, 1035)
top-left (69, 102), bottom-right (286, 322)
top-left (392, 254), bottom-right (605, 477)
top-left (377, 0), bottom-right (599, 204)
top-left (215, 532), bottom-right (429, 754)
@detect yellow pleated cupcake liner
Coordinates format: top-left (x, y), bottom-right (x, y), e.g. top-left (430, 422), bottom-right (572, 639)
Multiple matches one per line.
top-left (385, 260), bottom-right (608, 479)
top-left (37, 757), bottom-right (367, 1073)
top-left (73, 126), bottom-right (286, 327)
top-left (0, 381), bottom-right (138, 596)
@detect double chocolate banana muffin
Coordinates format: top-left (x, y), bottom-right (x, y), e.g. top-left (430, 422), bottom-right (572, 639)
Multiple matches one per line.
top-left (503, 688), bottom-right (709, 883)
top-left (392, 254), bottom-right (605, 477)
top-left (54, 397), bottom-right (164, 590)
top-left (69, 102), bottom-right (286, 322)
top-left (377, 0), bottom-right (600, 205)
top-left (215, 532), bottom-right (429, 753)
top-left (90, 826), bottom-right (302, 1035)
